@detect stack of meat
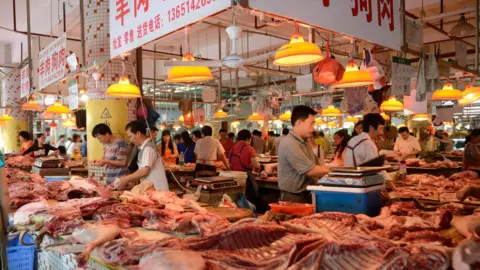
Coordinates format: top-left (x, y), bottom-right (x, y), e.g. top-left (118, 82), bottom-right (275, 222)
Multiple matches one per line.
top-left (447, 150), bottom-right (463, 156)
top-left (5, 155), bottom-right (34, 169)
top-left (405, 158), bottom-right (460, 169)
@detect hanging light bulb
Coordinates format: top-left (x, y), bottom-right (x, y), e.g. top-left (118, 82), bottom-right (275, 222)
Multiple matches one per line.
top-left (380, 97), bottom-right (404, 112)
top-left (46, 99), bottom-right (70, 114)
top-left (432, 82), bottom-right (462, 101)
top-left (248, 112), bottom-right (263, 121)
top-left (449, 14), bottom-right (475, 37)
top-left (106, 76), bottom-right (141, 98)
top-left (21, 98), bottom-right (43, 112)
top-left (321, 105), bottom-right (342, 117)
top-left (279, 110), bottom-right (292, 121)
top-left (380, 113), bottom-right (390, 121)
top-left (173, 124), bottom-right (181, 131)
top-left (79, 88), bottom-right (88, 102)
top-left (167, 53), bottom-right (214, 83)
top-left (332, 61), bottom-right (374, 88)
top-left (412, 114), bottom-right (430, 121)
top-left (274, 31), bottom-right (323, 67)
top-left (345, 116), bottom-right (359, 123)
top-left (213, 109), bottom-right (228, 118)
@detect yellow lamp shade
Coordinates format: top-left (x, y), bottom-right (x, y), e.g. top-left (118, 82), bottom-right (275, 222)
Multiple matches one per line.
top-left (432, 82), bottom-right (462, 101)
top-left (62, 118), bottom-right (76, 128)
top-left (248, 112), bottom-right (263, 121)
top-left (279, 110), bottom-right (292, 121)
top-left (46, 100), bottom-right (70, 114)
top-left (315, 118), bottom-right (325, 125)
top-left (327, 121), bottom-right (337, 128)
top-left (463, 85), bottom-right (480, 97)
top-left (321, 105), bottom-right (342, 117)
top-left (380, 113), bottom-right (390, 121)
top-left (380, 97), bottom-right (404, 112)
top-left (178, 115), bottom-right (184, 122)
top-left (412, 114), bottom-right (430, 121)
top-left (274, 33), bottom-right (323, 67)
top-left (0, 114), bottom-right (14, 122)
top-left (167, 53), bottom-right (214, 83)
top-left (459, 85), bottom-right (480, 105)
top-left (22, 99), bottom-right (43, 112)
top-left (332, 62), bottom-right (374, 88)
top-left (345, 116), bottom-right (359, 123)
top-left (213, 109), bottom-right (228, 118)
top-left (107, 76), bottom-right (141, 98)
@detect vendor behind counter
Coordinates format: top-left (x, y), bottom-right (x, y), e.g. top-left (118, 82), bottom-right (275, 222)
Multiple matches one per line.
top-left (23, 133), bottom-right (58, 157)
top-left (277, 105), bottom-right (329, 203)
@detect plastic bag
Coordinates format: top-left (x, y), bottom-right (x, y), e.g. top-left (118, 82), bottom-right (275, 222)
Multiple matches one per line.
top-left (236, 193), bottom-right (257, 216)
top-left (218, 194), bottom-right (237, 208)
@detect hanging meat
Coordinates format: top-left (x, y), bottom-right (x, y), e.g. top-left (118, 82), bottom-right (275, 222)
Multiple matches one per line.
top-left (313, 42), bottom-right (345, 84)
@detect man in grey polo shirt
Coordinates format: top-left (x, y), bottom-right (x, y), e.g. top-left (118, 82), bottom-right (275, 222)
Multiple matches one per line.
top-left (278, 105), bottom-right (330, 203)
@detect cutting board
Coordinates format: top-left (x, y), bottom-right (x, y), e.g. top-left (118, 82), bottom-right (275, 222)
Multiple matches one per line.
top-left (205, 207), bottom-right (253, 222)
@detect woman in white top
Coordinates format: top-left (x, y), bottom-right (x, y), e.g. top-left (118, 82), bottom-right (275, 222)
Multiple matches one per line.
top-left (67, 134), bottom-right (82, 159)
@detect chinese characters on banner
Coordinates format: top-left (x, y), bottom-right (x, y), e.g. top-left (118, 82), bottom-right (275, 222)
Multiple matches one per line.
top-left (20, 65), bottom-right (30, 98)
top-left (110, 0), bottom-right (232, 58)
top-left (38, 33), bottom-right (67, 90)
top-left (68, 80), bottom-right (79, 111)
top-left (249, 0), bottom-right (400, 51)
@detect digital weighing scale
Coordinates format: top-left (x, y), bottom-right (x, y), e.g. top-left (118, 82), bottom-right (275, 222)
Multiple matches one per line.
top-left (191, 176), bottom-right (239, 190)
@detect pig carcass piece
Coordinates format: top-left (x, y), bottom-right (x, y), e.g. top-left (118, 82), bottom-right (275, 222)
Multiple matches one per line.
top-left (43, 206), bottom-right (85, 237)
top-left (46, 181), bottom-right (95, 201)
top-left (8, 181), bottom-right (48, 209)
top-left (142, 209), bottom-right (230, 236)
top-left (56, 197), bottom-right (118, 218)
top-left (356, 201), bottom-right (453, 240)
top-left (6, 168), bottom-right (43, 184)
top-left (94, 203), bottom-right (149, 227)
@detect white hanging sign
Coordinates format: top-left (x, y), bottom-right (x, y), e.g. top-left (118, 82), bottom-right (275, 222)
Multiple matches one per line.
top-left (68, 80), bottom-right (79, 111)
top-left (391, 56), bottom-right (412, 96)
top-left (38, 33), bottom-right (67, 90)
top-left (249, 0), bottom-right (401, 51)
top-left (20, 65), bottom-right (30, 98)
top-left (109, 0), bottom-right (232, 58)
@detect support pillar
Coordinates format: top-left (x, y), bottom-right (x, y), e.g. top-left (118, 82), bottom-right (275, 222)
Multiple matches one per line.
top-left (84, 0), bottom-right (138, 182)
top-left (1, 69), bottom-right (28, 153)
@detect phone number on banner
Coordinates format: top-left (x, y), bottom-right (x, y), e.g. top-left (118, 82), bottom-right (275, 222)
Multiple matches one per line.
top-left (167, 0), bottom-right (217, 22)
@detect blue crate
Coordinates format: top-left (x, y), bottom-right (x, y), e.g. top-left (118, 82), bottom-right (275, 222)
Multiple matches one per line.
top-left (7, 233), bottom-right (36, 270)
top-left (307, 184), bottom-right (383, 217)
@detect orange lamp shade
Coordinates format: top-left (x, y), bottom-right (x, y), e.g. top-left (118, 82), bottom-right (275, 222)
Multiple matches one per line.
top-left (315, 118), bottom-right (325, 125)
top-left (107, 76), bottom-right (141, 98)
top-left (380, 97), bottom-right (404, 112)
top-left (274, 33), bottom-right (323, 67)
top-left (0, 114), bottom-right (14, 122)
top-left (459, 85), bottom-right (480, 105)
top-left (327, 121), bottom-right (337, 128)
top-left (412, 114), bottom-right (430, 121)
top-left (380, 113), bottom-right (390, 121)
top-left (46, 100), bottom-right (70, 114)
top-left (22, 99), bottom-right (43, 112)
top-left (167, 53), bottom-right (214, 83)
top-left (332, 62), bottom-right (374, 88)
top-left (432, 82), bottom-right (462, 101)
top-left (279, 110), bottom-right (292, 121)
top-left (248, 112), bottom-right (263, 121)
top-left (321, 105), bottom-right (342, 117)
top-left (213, 109), bottom-right (228, 118)
top-left (345, 116), bottom-right (359, 123)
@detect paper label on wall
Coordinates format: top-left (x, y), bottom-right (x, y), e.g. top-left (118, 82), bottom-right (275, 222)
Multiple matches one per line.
top-left (405, 18), bottom-right (423, 50)
top-left (249, 0), bottom-right (401, 50)
top-left (68, 80), bottom-right (79, 111)
top-left (38, 33), bottom-right (67, 90)
top-left (20, 65), bottom-right (30, 98)
top-left (391, 56), bottom-right (412, 96)
top-left (455, 41), bottom-right (467, 68)
top-left (109, 0), bottom-right (232, 58)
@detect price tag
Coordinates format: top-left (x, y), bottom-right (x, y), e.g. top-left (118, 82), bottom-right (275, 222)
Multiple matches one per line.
top-left (68, 80), bottom-right (79, 111)
top-left (391, 56), bottom-right (412, 96)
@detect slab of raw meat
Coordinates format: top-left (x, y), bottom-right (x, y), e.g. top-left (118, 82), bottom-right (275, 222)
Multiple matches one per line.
top-left (450, 170), bottom-right (479, 180)
top-left (438, 202), bottom-right (479, 216)
top-left (142, 208), bottom-right (179, 232)
top-left (46, 181), bottom-right (93, 201)
top-left (44, 206), bottom-right (84, 237)
top-left (287, 235), bottom-right (449, 270)
top-left (56, 197), bottom-right (118, 217)
top-left (139, 250), bottom-right (206, 270)
top-left (97, 238), bottom-right (160, 266)
top-left (389, 186), bottom-right (438, 198)
top-left (401, 230), bottom-right (456, 247)
top-left (94, 203), bottom-right (146, 227)
top-left (120, 191), bottom-right (156, 206)
top-left (281, 212), bottom-right (372, 240)
top-left (191, 212), bottom-right (231, 236)
top-left (13, 200), bottom-right (48, 225)
top-left (120, 228), bottom-right (171, 241)
top-left (9, 181), bottom-right (49, 208)
top-left (5, 156), bottom-right (34, 168)
top-left (6, 168), bottom-right (43, 184)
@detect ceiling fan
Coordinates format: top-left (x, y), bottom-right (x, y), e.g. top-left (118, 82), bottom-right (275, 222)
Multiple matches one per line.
top-left (164, 24), bottom-right (278, 73)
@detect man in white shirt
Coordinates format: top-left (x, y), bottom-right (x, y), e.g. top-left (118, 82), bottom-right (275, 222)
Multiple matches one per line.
top-left (344, 113), bottom-right (385, 167)
top-left (117, 120), bottom-right (168, 190)
top-left (194, 125), bottom-right (230, 175)
top-left (394, 127), bottom-right (421, 160)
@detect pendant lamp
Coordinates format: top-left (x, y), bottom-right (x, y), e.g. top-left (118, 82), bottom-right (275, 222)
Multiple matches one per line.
top-left (412, 114), bottom-right (430, 121)
top-left (459, 85), bottom-right (480, 105)
top-left (167, 53), bottom-right (214, 83)
top-left (449, 14), bottom-right (475, 37)
top-left (321, 105), bottom-right (342, 117)
top-left (274, 32), bottom-right (323, 67)
top-left (0, 114), bottom-right (14, 122)
top-left (327, 121), bottom-right (337, 128)
top-left (178, 115), bottom-right (184, 122)
top-left (159, 124), bottom-right (166, 131)
top-left (80, 88), bottom-right (88, 102)
top-left (107, 76), bottom-right (141, 98)
top-left (380, 113), bottom-right (390, 121)
top-left (345, 116), bottom-right (359, 123)
top-left (332, 62), bottom-right (374, 88)
top-left (380, 97), bottom-right (404, 112)
top-left (22, 98), bottom-right (43, 112)
top-left (248, 112), bottom-right (263, 121)
top-left (213, 109), bottom-right (228, 119)
top-left (279, 110), bottom-right (292, 121)
top-left (432, 82), bottom-right (462, 101)
top-left (46, 100), bottom-right (70, 114)
top-left (172, 124), bottom-right (181, 131)
top-left (315, 118), bottom-right (325, 125)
